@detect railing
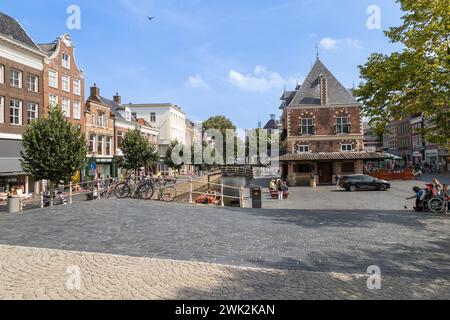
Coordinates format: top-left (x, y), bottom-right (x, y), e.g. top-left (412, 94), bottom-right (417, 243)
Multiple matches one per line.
top-left (9, 173), bottom-right (249, 213)
top-left (174, 177), bottom-right (247, 208)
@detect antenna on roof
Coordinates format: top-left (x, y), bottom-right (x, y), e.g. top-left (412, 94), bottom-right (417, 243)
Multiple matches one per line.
top-left (315, 44), bottom-right (319, 59)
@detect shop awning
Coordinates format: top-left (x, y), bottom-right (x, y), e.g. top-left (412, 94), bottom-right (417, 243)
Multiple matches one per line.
top-left (279, 152), bottom-right (391, 162)
top-left (383, 153), bottom-right (403, 160)
top-left (0, 158), bottom-right (25, 176)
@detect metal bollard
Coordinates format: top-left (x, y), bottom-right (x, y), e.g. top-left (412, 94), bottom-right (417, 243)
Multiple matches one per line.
top-left (97, 181), bottom-right (100, 201)
top-left (221, 184), bottom-right (225, 207)
top-left (69, 182), bottom-right (73, 204)
top-left (189, 179), bottom-right (193, 204)
top-left (40, 192), bottom-right (44, 209)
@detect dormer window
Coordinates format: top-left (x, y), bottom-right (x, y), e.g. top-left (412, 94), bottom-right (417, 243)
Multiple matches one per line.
top-left (62, 53), bottom-right (71, 69)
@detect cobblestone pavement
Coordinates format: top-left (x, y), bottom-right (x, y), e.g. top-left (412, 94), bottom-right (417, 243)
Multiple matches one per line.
top-left (1, 245), bottom-right (449, 300)
top-left (261, 179), bottom-right (450, 211)
top-left (1, 183), bottom-right (450, 299)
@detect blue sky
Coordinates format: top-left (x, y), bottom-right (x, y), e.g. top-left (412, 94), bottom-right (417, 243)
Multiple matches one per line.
top-left (2, 0), bottom-right (403, 128)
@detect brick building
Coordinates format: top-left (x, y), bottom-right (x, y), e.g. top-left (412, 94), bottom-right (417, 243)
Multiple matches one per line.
top-left (279, 58), bottom-right (386, 186)
top-left (0, 11), bottom-right (45, 195)
top-left (38, 34), bottom-right (85, 131)
top-left (101, 92), bottom-right (159, 177)
top-left (84, 85), bottom-right (116, 180)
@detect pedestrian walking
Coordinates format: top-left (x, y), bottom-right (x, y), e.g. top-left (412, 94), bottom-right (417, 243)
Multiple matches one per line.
top-left (277, 179), bottom-right (283, 201)
top-left (335, 174), bottom-right (341, 190)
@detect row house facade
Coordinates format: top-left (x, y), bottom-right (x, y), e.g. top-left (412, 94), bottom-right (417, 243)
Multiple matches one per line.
top-left (126, 103), bottom-right (187, 175)
top-left (0, 11), bottom-right (46, 195)
top-left (382, 115), bottom-right (448, 170)
top-left (38, 34), bottom-right (85, 131)
top-left (279, 58), bottom-right (386, 186)
top-left (100, 92), bottom-right (159, 177)
top-left (84, 85), bottom-right (116, 179)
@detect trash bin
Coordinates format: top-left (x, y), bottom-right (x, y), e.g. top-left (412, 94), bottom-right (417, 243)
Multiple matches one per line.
top-left (251, 186), bottom-right (262, 209)
top-left (8, 196), bottom-right (21, 213)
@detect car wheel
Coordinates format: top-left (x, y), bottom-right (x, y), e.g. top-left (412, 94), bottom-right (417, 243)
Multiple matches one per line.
top-left (349, 185), bottom-right (357, 192)
top-left (379, 184), bottom-right (387, 191)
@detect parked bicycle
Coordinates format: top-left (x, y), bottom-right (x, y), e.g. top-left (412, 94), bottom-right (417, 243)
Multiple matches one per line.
top-left (114, 174), bottom-right (155, 200)
top-left (154, 179), bottom-right (177, 202)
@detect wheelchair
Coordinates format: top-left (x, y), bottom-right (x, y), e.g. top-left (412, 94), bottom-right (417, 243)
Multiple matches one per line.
top-left (423, 196), bottom-right (449, 214)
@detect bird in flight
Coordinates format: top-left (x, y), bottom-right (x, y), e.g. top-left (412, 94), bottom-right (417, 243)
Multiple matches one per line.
top-left (146, 16), bottom-right (155, 21)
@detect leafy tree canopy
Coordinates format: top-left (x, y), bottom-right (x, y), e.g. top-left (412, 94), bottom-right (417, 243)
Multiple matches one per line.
top-left (354, 0), bottom-right (449, 146)
top-left (21, 107), bottom-right (87, 185)
top-left (121, 129), bottom-right (158, 172)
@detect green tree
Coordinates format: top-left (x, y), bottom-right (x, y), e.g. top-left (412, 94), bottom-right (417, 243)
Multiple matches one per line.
top-left (121, 129), bottom-right (158, 172)
top-left (354, 0), bottom-right (449, 146)
top-left (203, 116), bottom-right (237, 164)
top-left (20, 107), bottom-right (87, 186)
top-left (203, 116), bottom-right (236, 138)
top-left (165, 140), bottom-right (186, 176)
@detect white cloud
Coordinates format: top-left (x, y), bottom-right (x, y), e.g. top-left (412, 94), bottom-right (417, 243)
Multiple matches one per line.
top-left (186, 75), bottom-right (211, 90)
top-left (319, 38), bottom-right (338, 50)
top-left (228, 65), bottom-right (300, 92)
top-left (319, 37), bottom-right (364, 51)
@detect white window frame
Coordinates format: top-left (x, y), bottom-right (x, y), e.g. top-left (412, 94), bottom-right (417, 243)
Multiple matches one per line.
top-left (336, 117), bottom-right (350, 134)
top-left (73, 79), bottom-right (81, 96)
top-left (49, 94), bottom-right (58, 108)
top-left (73, 100), bottom-right (81, 120)
top-left (27, 74), bottom-right (39, 92)
top-left (27, 102), bottom-right (38, 124)
top-left (91, 113), bottom-right (96, 126)
top-left (97, 135), bottom-right (104, 156)
top-left (341, 144), bottom-right (353, 152)
top-left (0, 65), bottom-right (4, 84)
top-left (300, 118), bottom-right (314, 135)
top-left (61, 98), bottom-right (70, 117)
top-left (9, 99), bottom-right (22, 125)
top-left (106, 136), bottom-right (112, 156)
top-left (297, 145), bottom-right (310, 153)
top-left (0, 96), bottom-right (4, 123)
top-left (62, 75), bottom-right (70, 92)
top-left (62, 53), bottom-right (71, 69)
top-left (10, 69), bottom-right (22, 88)
top-left (49, 69), bottom-right (58, 88)
top-left (89, 134), bottom-right (96, 154)
top-left (97, 112), bottom-right (105, 128)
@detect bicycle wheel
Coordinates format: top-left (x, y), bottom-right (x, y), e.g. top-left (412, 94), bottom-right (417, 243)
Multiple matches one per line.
top-left (137, 183), bottom-right (155, 200)
top-left (160, 186), bottom-right (177, 202)
top-left (115, 183), bottom-right (131, 199)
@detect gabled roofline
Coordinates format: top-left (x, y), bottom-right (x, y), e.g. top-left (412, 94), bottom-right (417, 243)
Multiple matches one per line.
top-left (0, 33), bottom-right (46, 57)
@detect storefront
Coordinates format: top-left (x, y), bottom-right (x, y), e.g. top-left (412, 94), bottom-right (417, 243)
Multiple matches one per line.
top-left (84, 158), bottom-right (117, 180)
top-left (280, 152), bottom-right (389, 186)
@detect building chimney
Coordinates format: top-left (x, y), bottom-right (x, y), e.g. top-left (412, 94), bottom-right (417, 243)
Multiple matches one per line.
top-left (90, 83), bottom-right (100, 97)
top-left (113, 92), bottom-right (121, 104)
top-left (270, 114), bottom-right (276, 121)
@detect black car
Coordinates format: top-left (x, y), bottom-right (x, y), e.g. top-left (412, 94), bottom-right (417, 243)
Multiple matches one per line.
top-left (339, 175), bottom-right (391, 192)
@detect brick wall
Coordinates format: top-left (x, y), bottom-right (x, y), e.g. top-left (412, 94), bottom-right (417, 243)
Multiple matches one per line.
top-left (0, 56), bottom-right (43, 135)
